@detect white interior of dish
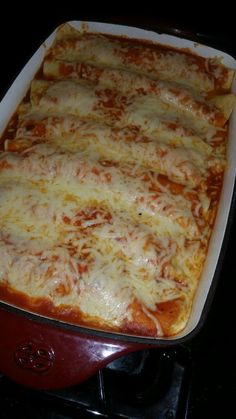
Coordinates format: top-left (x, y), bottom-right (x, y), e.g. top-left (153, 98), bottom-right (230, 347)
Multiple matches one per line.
top-left (0, 21), bottom-right (235, 341)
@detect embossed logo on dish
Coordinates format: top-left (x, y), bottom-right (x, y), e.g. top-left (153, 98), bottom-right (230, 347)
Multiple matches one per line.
top-left (14, 340), bottom-right (55, 373)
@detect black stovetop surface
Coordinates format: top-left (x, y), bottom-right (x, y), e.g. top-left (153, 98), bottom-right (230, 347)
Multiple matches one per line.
top-left (0, 12), bottom-right (236, 419)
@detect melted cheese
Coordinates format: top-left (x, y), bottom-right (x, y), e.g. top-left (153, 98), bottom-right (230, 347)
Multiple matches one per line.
top-left (50, 28), bottom-right (234, 92)
top-left (0, 180), bottom-right (193, 326)
top-left (13, 114), bottom-right (222, 187)
top-left (44, 58), bottom-right (235, 128)
top-left (0, 145), bottom-right (209, 239)
top-left (30, 79), bottom-right (216, 155)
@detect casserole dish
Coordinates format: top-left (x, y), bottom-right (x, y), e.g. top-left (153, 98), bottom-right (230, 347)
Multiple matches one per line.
top-left (0, 20), bottom-right (235, 389)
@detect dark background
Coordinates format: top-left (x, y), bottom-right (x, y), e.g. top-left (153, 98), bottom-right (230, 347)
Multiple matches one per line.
top-left (0, 9), bottom-right (235, 418)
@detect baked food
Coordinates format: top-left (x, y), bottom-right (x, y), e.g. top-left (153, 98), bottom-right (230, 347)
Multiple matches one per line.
top-left (0, 23), bottom-right (235, 337)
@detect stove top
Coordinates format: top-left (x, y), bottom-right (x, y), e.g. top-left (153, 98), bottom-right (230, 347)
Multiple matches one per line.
top-left (0, 346), bottom-right (191, 419)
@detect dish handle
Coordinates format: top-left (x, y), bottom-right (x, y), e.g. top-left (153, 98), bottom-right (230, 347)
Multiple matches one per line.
top-left (0, 306), bottom-right (147, 389)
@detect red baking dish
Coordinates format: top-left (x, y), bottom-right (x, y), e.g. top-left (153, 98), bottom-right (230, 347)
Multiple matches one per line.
top-left (0, 20), bottom-right (235, 389)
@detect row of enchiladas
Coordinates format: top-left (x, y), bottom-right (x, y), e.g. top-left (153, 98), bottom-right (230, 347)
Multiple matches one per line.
top-left (0, 23), bottom-right (235, 337)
